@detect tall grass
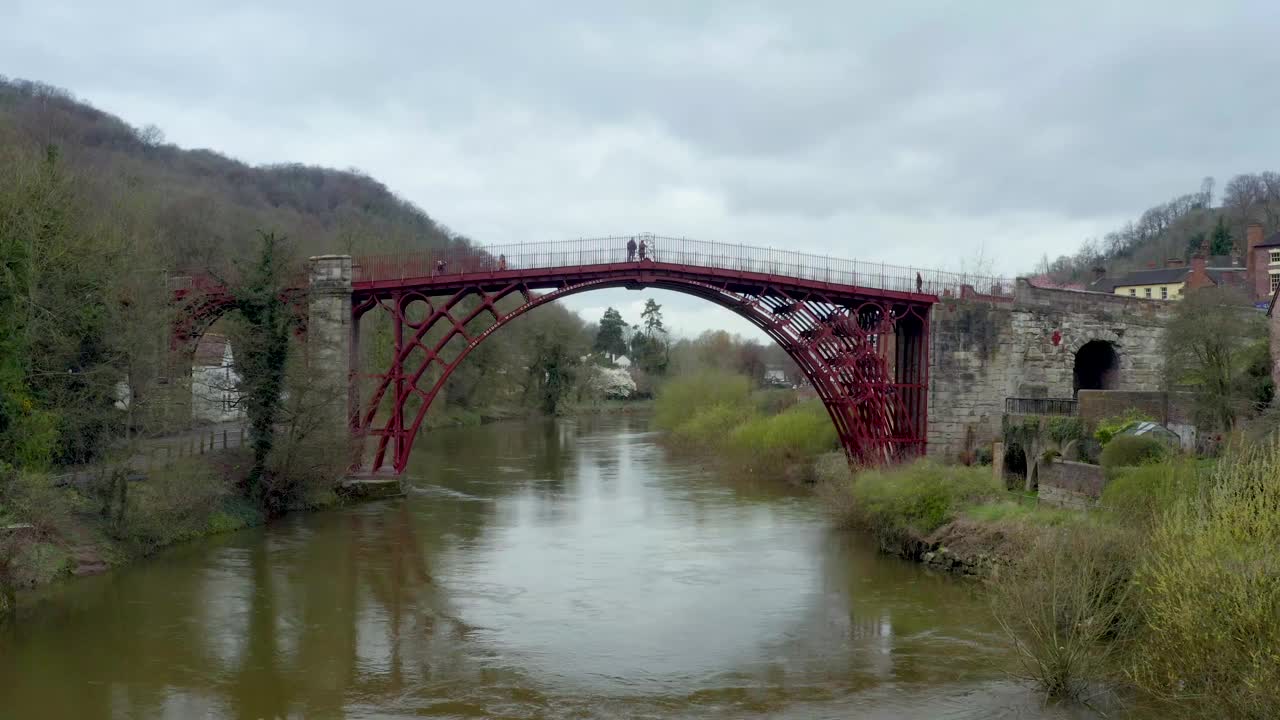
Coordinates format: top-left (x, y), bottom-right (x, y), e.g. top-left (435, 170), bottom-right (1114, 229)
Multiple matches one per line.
top-left (1099, 459), bottom-right (1204, 526)
top-left (653, 371), bottom-right (753, 433)
top-left (990, 525), bottom-right (1138, 702)
top-left (1128, 438), bottom-right (1280, 718)
top-left (653, 372), bottom-right (838, 473)
top-left (726, 400), bottom-right (838, 472)
top-left (817, 459), bottom-right (1002, 537)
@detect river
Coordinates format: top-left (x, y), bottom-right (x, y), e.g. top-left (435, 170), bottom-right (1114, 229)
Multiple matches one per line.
top-left (0, 415), bottom-right (1113, 719)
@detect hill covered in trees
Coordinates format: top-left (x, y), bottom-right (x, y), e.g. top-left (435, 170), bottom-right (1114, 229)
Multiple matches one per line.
top-left (1038, 175), bottom-right (1280, 283)
top-left (0, 76), bottom-right (464, 268)
top-left (0, 76), bottom-right (606, 471)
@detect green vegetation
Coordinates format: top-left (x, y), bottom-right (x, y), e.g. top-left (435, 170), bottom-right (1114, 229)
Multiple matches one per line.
top-left (1093, 409), bottom-right (1155, 445)
top-left (820, 441), bottom-right (1280, 714)
top-left (816, 459), bottom-right (1002, 537)
top-left (653, 370), bottom-right (836, 474)
top-left (1099, 434), bottom-right (1169, 469)
top-left (1130, 440), bottom-right (1280, 718)
top-left (1162, 286), bottom-right (1273, 430)
top-left (0, 78), bottom-right (610, 617)
top-left (990, 525), bottom-right (1138, 702)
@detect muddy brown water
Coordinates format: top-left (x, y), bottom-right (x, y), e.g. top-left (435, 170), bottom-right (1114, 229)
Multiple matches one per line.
top-left (0, 415), bottom-right (1129, 718)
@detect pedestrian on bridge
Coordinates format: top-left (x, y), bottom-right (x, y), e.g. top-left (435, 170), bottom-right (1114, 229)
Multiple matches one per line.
top-left (916, 272), bottom-right (923, 293)
top-left (627, 237), bottom-right (637, 262)
top-left (498, 254), bottom-right (507, 271)
top-left (638, 238), bottom-right (648, 261)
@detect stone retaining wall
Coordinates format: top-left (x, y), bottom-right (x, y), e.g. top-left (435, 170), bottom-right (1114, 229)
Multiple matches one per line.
top-left (1037, 458), bottom-right (1106, 510)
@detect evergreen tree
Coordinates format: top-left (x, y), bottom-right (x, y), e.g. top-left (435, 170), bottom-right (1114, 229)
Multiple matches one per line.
top-left (227, 232), bottom-right (297, 514)
top-left (1210, 215), bottom-right (1234, 256)
top-left (593, 307), bottom-right (627, 359)
top-left (641, 299), bottom-right (665, 336)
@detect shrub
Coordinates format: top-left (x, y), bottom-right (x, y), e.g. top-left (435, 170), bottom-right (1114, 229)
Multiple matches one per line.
top-left (822, 460), bottom-right (1002, 536)
top-left (1045, 416), bottom-right (1085, 446)
top-left (990, 524), bottom-right (1138, 701)
top-left (726, 400), bottom-right (837, 471)
top-left (668, 403), bottom-right (756, 450)
top-left (1100, 460), bottom-right (1203, 524)
top-left (120, 460), bottom-right (237, 552)
top-left (653, 371), bottom-right (752, 431)
top-left (1099, 434), bottom-right (1168, 468)
top-left (1093, 409), bottom-right (1155, 445)
top-left (1129, 439), bottom-right (1280, 718)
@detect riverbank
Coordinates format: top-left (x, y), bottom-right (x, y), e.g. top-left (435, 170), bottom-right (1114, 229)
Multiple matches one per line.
top-left (1, 400), bottom-right (656, 621)
top-left (0, 449), bottom-right (347, 621)
top-left (813, 445), bottom-right (1280, 717)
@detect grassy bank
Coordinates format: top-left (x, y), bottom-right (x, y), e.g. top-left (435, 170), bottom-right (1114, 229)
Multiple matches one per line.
top-left (653, 371), bottom-right (838, 478)
top-left (817, 443), bottom-right (1280, 716)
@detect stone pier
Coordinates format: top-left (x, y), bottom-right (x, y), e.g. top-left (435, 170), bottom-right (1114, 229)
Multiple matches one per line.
top-left (307, 255), bottom-right (355, 438)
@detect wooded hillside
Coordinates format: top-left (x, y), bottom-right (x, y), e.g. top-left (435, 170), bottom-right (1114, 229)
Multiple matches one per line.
top-left (1039, 175), bottom-right (1280, 283)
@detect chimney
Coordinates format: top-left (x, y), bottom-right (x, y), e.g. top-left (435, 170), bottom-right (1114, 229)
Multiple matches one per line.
top-left (1190, 253), bottom-right (1207, 287)
top-left (1246, 222), bottom-right (1265, 299)
top-left (1165, 258), bottom-right (1186, 269)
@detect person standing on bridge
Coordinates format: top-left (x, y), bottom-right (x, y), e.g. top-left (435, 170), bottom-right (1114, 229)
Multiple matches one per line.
top-left (916, 272), bottom-right (923, 293)
top-left (627, 237), bottom-right (637, 262)
top-left (498, 254), bottom-right (507, 271)
top-left (638, 238), bottom-right (648, 261)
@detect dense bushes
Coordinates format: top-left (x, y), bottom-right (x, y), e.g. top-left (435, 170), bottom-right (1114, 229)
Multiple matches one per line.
top-left (1099, 434), bottom-right (1168, 468)
top-left (653, 371), bottom-right (838, 472)
top-left (1100, 460), bottom-right (1203, 523)
top-left (983, 440), bottom-right (1280, 713)
top-left (817, 459), bottom-right (1002, 536)
top-left (1128, 440), bottom-right (1280, 718)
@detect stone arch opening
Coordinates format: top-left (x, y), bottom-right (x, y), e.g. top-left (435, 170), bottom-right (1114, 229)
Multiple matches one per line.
top-left (1073, 340), bottom-right (1118, 395)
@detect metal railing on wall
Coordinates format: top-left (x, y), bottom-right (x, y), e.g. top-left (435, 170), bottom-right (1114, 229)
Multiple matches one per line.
top-left (1004, 397), bottom-right (1079, 416)
top-left (354, 234), bottom-right (1014, 299)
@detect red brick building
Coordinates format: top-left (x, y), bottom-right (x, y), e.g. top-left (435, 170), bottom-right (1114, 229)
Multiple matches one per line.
top-left (1246, 223), bottom-right (1280, 301)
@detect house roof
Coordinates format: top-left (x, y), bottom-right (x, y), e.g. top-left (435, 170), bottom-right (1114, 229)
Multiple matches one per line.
top-left (1103, 267), bottom-right (1191, 288)
top-left (1206, 267), bottom-right (1247, 287)
top-left (193, 333), bottom-right (230, 367)
top-left (1207, 255), bottom-right (1242, 268)
top-left (1259, 231), bottom-right (1280, 249)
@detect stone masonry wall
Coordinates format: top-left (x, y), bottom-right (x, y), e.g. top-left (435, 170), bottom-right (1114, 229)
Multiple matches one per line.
top-left (307, 255), bottom-right (354, 431)
top-left (1037, 459), bottom-right (1106, 510)
top-left (928, 280), bottom-right (1172, 461)
top-left (1076, 390), bottom-right (1197, 426)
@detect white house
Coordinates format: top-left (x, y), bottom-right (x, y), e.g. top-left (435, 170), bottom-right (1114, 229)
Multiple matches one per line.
top-left (192, 333), bottom-right (244, 423)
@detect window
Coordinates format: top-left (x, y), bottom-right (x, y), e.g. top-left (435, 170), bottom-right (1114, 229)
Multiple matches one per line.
top-left (1271, 273), bottom-right (1280, 294)
top-left (1144, 287), bottom-right (1152, 298)
top-left (1161, 286), bottom-right (1168, 299)
top-left (1128, 288), bottom-right (1136, 297)
top-left (1270, 250), bottom-right (1280, 264)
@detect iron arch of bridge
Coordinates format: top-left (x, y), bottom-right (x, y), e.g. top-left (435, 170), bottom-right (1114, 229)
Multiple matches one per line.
top-left (352, 268), bottom-right (931, 475)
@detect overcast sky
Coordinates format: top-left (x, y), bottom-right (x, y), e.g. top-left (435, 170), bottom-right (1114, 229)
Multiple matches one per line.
top-left (5, 1), bottom-right (1278, 337)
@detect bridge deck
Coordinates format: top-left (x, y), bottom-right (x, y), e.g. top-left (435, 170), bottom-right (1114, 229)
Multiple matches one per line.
top-left (352, 234), bottom-right (1009, 302)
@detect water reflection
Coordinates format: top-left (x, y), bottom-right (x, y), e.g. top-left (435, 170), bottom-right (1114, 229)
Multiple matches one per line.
top-left (0, 415), bottom-right (1118, 719)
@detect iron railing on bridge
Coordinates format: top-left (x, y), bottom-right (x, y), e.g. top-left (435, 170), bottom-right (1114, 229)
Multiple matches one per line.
top-left (354, 234), bottom-right (1013, 299)
top-left (1005, 397), bottom-right (1079, 416)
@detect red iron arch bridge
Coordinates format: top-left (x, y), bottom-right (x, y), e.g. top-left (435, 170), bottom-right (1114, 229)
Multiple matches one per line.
top-left (172, 234), bottom-right (1011, 475)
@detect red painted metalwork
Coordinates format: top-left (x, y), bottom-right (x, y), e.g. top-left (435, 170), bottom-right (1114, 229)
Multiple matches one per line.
top-left (349, 236), bottom-right (1011, 475)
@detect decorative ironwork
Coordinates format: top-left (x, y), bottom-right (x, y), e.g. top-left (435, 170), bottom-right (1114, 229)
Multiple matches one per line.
top-left (351, 238), bottom-right (940, 474)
